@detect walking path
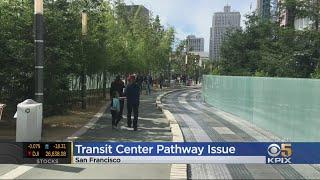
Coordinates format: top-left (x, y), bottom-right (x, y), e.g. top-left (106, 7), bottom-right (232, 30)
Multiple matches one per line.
top-left (78, 91), bottom-right (171, 142)
top-left (0, 91), bottom-right (172, 179)
top-left (162, 88), bottom-right (320, 179)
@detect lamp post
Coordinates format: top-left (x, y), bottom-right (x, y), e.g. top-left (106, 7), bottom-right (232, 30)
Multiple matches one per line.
top-left (169, 54), bottom-right (172, 81)
top-left (198, 58), bottom-right (202, 84)
top-left (81, 11), bottom-right (88, 109)
top-left (184, 45), bottom-right (188, 86)
top-left (194, 58), bottom-right (197, 85)
top-left (34, 0), bottom-right (44, 103)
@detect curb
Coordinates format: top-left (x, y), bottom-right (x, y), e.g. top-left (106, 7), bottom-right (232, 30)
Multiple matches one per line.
top-left (156, 89), bottom-right (187, 179)
top-left (65, 102), bottom-right (109, 141)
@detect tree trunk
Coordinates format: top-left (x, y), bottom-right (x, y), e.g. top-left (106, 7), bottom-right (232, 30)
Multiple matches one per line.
top-left (103, 71), bottom-right (107, 99)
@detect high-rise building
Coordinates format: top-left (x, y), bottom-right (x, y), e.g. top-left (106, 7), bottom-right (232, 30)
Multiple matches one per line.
top-left (257, 0), bottom-right (271, 18)
top-left (279, 0), bottom-right (316, 30)
top-left (294, 17), bottom-right (313, 30)
top-left (125, 5), bottom-right (150, 23)
top-left (270, 0), bottom-right (279, 21)
top-left (209, 5), bottom-right (241, 61)
top-left (257, 0), bottom-right (279, 21)
top-left (279, 0), bottom-right (289, 26)
top-left (186, 35), bottom-right (204, 52)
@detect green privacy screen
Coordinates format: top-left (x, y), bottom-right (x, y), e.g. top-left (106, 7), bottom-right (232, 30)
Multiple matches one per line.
top-left (202, 75), bottom-right (320, 141)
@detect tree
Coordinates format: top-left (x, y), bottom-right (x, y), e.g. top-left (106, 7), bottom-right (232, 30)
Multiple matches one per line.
top-left (0, 0), bottom-right (175, 118)
top-left (218, 12), bottom-right (320, 78)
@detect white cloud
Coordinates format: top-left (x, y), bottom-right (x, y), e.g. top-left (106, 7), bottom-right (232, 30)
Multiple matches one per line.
top-left (124, 0), bottom-right (256, 51)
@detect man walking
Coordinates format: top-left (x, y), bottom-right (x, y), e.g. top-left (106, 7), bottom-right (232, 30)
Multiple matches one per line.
top-left (146, 74), bottom-right (153, 95)
top-left (125, 75), bottom-right (140, 131)
top-left (136, 74), bottom-right (144, 94)
top-left (159, 74), bottom-right (164, 90)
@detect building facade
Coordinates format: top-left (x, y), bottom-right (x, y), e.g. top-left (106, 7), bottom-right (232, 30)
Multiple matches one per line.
top-left (186, 35), bottom-right (204, 52)
top-left (257, 0), bottom-right (271, 18)
top-left (190, 51), bottom-right (209, 66)
top-left (294, 17), bottom-right (313, 30)
top-left (279, 0), bottom-right (316, 30)
top-left (209, 5), bottom-right (241, 61)
top-left (257, 0), bottom-right (280, 21)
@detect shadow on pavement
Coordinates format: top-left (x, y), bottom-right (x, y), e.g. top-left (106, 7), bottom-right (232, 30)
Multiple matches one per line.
top-left (34, 164), bottom-right (85, 173)
top-left (78, 92), bottom-right (172, 142)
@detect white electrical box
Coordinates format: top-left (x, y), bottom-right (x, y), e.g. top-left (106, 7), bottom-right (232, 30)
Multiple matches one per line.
top-left (15, 99), bottom-right (42, 142)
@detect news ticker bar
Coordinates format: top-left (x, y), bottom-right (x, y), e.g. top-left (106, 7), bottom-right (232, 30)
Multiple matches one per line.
top-left (0, 142), bottom-right (320, 164)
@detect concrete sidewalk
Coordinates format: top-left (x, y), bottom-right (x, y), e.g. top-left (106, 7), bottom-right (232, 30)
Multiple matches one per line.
top-left (78, 90), bottom-right (172, 141)
top-left (0, 90), bottom-right (173, 179)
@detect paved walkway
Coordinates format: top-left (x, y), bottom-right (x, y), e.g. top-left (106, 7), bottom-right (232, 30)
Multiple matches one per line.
top-left (0, 91), bottom-right (172, 179)
top-left (78, 91), bottom-right (171, 142)
top-left (162, 88), bottom-right (320, 179)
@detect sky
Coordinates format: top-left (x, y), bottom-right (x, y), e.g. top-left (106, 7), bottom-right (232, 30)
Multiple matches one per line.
top-left (124, 0), bottom-right (257, 52)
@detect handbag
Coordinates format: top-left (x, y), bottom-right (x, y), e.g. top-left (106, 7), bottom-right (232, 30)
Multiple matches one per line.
top-left (112, 98), bottom-right (120, 112)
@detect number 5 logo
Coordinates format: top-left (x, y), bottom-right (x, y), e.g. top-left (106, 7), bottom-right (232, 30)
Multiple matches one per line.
top-left (281, 144), bottom-right (292, 157)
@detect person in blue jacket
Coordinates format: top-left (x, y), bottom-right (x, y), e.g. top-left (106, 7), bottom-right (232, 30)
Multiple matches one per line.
top-left (125, 75), bottom-right (140, 131)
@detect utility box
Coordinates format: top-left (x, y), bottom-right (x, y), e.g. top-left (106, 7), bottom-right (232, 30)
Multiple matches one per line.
top-left (15, 99), bottom-right (42, 142)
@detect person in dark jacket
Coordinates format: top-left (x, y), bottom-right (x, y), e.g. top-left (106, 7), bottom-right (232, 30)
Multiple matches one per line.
top-left (145, 74), bottom-right (153, 95)
top-left (136, 74), bottom-right (144, 94)
top-left (125, 75), bottom-right (140, 131)
top-left (159, 74), bottom-right (164, 90)
top-left (110, 76), bottom-right (125, 123)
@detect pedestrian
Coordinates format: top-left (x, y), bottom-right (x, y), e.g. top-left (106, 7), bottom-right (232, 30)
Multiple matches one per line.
top-left (136, 74), bottom-right (144, 95)
top-left (124, 75), bottom-right (140, 131)
top-left (159, 74), bottom-right (164, 90)
top-left (110, 76), bottom-right (125, 122)
top-left (110, 91), bottom-right (120, 129)
top-left (146, 74), bottom-right (153, 95)
top-left (183, 75), bottom-right (187, 86)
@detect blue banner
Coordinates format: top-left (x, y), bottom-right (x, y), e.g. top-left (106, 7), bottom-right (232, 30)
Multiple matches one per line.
top-left (73, 142), bottom-right (320, 164)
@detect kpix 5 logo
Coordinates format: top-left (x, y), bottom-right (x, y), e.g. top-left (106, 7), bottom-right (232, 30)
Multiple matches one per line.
top-left (267, 143), bottom-right (292, 164)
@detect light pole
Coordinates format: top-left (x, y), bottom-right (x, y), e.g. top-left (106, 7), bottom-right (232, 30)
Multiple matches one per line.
top-left (198, 58), bottom-right (202, 84)
top-left (169, 54), bottom-right (172, 81)
top-left (184, 45), bottom-right (188, 86)
top-left (194, 58), bottom-right (197, 84)
top-left (81, 11), bottom-right (88, 109)
top-left (35, 0), bottom-right (44, 103)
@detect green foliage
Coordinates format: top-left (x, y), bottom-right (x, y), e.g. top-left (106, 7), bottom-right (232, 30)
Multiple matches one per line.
top-left (0, 0), bottom-right (174, 117)
top-left (219, 6), bottom-right (320, 78)
top-left (254, 70), bottom-right (269, 77)
top-left (311, 66), bottom-right (320, 79)
top-left (212, 67), bottom-right (220, 75)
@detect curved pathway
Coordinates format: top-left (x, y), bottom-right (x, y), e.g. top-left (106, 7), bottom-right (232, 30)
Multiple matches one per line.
top-left (162, 88), bottom-right (320, 179)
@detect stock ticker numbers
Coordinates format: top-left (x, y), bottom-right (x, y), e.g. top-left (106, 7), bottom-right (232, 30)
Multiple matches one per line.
top-left (23, 142), bottom-right (72, 164)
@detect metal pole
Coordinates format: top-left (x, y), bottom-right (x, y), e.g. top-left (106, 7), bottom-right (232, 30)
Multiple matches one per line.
top-left (35, 0), bottom-right (44, 103)
top-left (81, 11), bottom-right (87, 109)
top-left (169, 55), bottom-right (172, 81)
top-left (185, 52), bottom-right (188, 86)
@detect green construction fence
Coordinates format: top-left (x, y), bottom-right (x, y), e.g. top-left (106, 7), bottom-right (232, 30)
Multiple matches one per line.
top-left (202, 75), bottom-right (320, 141)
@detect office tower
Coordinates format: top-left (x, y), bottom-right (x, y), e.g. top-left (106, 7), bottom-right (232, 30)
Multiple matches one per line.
top-left (257, 0), bottom-right (271, 19)
top-left (186, 35), bottom-right (204, 52)
top-left (209, 5), bottom-right (241, 61)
